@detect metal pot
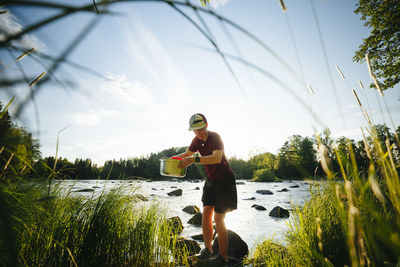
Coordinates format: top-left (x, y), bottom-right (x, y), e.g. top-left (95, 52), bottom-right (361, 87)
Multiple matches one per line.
top-left (160, 157), bottom-right (187, 177)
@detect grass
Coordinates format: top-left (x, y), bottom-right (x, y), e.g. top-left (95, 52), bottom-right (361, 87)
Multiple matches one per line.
top-left (0, 181), bottom-right (190, 266)
top-left (247, 121), bottom-right (400, 266)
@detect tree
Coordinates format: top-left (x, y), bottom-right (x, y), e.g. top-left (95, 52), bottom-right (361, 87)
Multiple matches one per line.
top-left (353, 0), bottom-right (400, 90)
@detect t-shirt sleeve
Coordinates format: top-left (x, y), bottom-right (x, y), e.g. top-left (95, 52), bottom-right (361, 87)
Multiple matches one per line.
top-left (211, 133), bottom-right (224, 151)
top-left (188, 137), bottom-right (198, 152)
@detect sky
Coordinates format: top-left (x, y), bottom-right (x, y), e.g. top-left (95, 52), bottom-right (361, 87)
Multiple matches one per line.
top-left (1, 0), bottom-right (399, 166)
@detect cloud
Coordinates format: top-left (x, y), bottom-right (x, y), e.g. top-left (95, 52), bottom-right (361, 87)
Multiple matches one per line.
top-left (67, 109), bottom-right (119, 127)
top-left (0, 9), bottom-right (45, 50)
top-left (209, 0), bottom-right (229, 9)
top-left (103, 74), bottom-right (154, 106)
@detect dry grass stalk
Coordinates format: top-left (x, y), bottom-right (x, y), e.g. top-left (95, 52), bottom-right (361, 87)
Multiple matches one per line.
top-left (318, 143), bottom-right (333, 178)
top-left (358, 80), bottom-right (365, 90)
top-left (16, 48), bottom-right (36, 61)
top-left (316, 217), bottom-right (323, 252)
top-left (307, 83), bottom-right (315, 95)
top-left (335, 64), bottom-right (345, 80)
top-left (3, 153), bottom-right (14, 171)
top-left (365, 53), bottom-right (384, 97)
top-left (352, 89), bottom-right (362, 107)
top-left (368, 167), bottom-right (385, 205)
top-left (29, 71), bottom-right (46, 87)
top-left (0, 146), bottom-right (4, 155)
top-left (279, 0), bottom-right (287, 12)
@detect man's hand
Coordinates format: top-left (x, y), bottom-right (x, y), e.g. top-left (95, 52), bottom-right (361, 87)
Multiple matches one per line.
top-left (178, 157), bottom-right (195, 168)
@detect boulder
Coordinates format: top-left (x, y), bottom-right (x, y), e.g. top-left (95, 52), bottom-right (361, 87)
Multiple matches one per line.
top-left (188, 211), bottom-right (202, 226)
top-left (253, 205), bottom-right (266, 211)
top-left (167, 216), bottom-right (184, 235)
top-left (269, 206), bottom-right (290, 218)
top-left (74, 188), bottom-right (94, 193)
top-left (174, 236), bottom-right (201, 256)
top-left (290, 184), bottom-right (300, 188)
top-left (194, 187), bottom-right (200, 190)
top-left (278, 188), bottom-right (289, 192)
top-left (212, 230), bottom-right (249, 264)
top-left (132, 194), bottom-right (148, 202)
top-left (183, 205), bottom-right (201, 215)
top-left (168, 189), bottom-right (182, 196)
top-left (256, 190), bottom-right (273, 195)
top-left (243, 197), bottom-right (256, 200)
top-left (191, 233), bottom-right (204, 241)
top-left (236, 181), bottom-right (245, 185)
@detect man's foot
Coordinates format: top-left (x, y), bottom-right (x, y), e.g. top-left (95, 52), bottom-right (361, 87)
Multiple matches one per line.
top-left (205, 254), bottom-right (228, 267)
top-left (196, 248), bottom-right (213, 262)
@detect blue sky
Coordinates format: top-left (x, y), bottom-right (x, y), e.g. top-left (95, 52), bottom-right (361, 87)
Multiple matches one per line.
top-left (1, 0), bottom-right (399, 165)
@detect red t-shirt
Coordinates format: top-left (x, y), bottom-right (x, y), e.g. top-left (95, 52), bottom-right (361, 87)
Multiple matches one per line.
top-left (188, 131), bottom-right (234, 182)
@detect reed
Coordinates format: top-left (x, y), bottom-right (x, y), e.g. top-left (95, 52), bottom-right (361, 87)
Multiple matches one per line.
top-left (0, 181), bottom-right (186, 266)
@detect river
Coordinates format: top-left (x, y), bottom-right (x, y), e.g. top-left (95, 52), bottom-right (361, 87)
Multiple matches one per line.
top-left (56, 179), bottom-right (312, 252)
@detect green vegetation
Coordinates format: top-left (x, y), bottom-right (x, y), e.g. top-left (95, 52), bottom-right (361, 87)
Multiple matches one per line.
top-left (353, 0), bottom-right (400, 91)
top-left (248, 121), bottom-right (400, 266)
top-left (0, 182), bottom-right (190, 266)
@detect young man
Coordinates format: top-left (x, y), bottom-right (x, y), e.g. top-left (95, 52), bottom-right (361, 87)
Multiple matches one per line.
top-left (175, 113), bottom-right (237, 266)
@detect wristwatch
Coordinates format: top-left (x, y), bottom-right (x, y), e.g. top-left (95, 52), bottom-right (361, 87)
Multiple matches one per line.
top-left (195, 154), bottom-right (200, 163)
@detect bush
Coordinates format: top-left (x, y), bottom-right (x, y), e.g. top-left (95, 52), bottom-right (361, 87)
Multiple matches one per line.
top-left (252, 168), bottom-right (280, 182)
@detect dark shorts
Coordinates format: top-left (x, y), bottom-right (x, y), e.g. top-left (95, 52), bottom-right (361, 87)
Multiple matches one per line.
top-left (201, 174), bottom-right (237, 214)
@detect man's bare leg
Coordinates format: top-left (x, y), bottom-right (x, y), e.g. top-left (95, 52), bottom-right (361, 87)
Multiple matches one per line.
top-left (214, 211), bottom-right (228, 261)
top-left (202, 205), bottom-right (214, 252)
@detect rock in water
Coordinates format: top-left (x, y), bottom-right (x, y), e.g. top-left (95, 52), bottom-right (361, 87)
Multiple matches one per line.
top-left (256, 190), bottom-right (273, 195)
top-left (269, 206), bottom-right (290, 218)
top-left (212, 230), bottom-right (249, 264)
top-left (183, 205), bottom-right (200, 214)
top-left (166, 216), bottom-right (184, 235)
top-left (167, 188), bottom-right (182, 196)
top-left (188, 211), bottom-right (202, 226)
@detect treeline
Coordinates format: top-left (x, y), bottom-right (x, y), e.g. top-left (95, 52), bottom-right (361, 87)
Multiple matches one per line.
top-left (1, 101), bottom-right (399, 181)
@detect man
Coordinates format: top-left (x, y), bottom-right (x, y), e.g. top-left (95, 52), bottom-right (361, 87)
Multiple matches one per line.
top-left (175, 113), bottom-right (237, 266)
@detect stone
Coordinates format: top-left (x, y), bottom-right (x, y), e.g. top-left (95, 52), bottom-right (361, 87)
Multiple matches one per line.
top-left (194, 187), bottom-right (200, 190)
top-left (290, 184), bottom-right (300, 188)
top-left (253, 205), bottom-right (266, 211)
top-left (74, 188), bottom-right (94, 193)
top-left (188, 211), bottom-right (202, 226)
top-left (212, 230), bottom-right (249, 264)
top-left (174, 236), bottom-right (201, 256)
top-left (278, 188), bottom-right (289, 192)
top-left (183, 205), bottom-right (201, 215)
top-left (167, 216), bottom-right (184, 235)
top-left (132, 194), bottom-right (148, 202)
top-left (256, 190), bottom-right (273, 195)
top-left (167, 189), bottom-right (182, 196)
top-left (244, 197), bottom-right (256, 200)
top-left (269, 206), bottom-right (290, 218)
top-left (236, 181), bottom-right (245, 185)
top-left (191, 233), bottom-right (204, 241)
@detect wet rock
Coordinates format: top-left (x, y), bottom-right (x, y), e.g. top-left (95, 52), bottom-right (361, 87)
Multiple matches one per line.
top-left (194, 187), bottom-right (200, 190)
top-left (236, 181), bottom-right (245, 185)
top-left (132, 194), bottom-right (148, 202)
top-left (191, 233), bottom-right (204, 241)
top-left (290, 184), bottom-right (300, 188)
top-left (74, 188), bottom-right (95, 193)
top-left (278, 188), bottom-right (289, 192)
top-left (92, 186), bottom-right (101, 189)
top-left (167, 216), bottom-right (183, 235)
top-left (243, 197), bottom-right (256, 200)
top-left (183, 205), bottom-right (200, 214)
top-left (256, 189), bottom-right (273, 195)
top-left (188, 211), bottom-right (202, 226)
top-left (167, 189), bottom-right (182, 196)
top-left (171, 186), bottom-right (177, 188)
top-left (152, 188), bottom-right (157, 190)
top-left (212, 230), bottom-right (249, 264)
top-left (269, 206), bottom-right (290, 218)
top-left (175, 236), bottom-right (200, 256)
top-left (253, 205), bottom-right (266, 211)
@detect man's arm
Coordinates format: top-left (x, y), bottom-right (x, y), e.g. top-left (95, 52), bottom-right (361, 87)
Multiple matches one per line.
top-left (179, 150), bottom-right (222, 168)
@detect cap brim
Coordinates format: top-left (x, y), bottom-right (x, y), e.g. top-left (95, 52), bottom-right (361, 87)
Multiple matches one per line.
top-left (188, 125), bottom-right (206, 131)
